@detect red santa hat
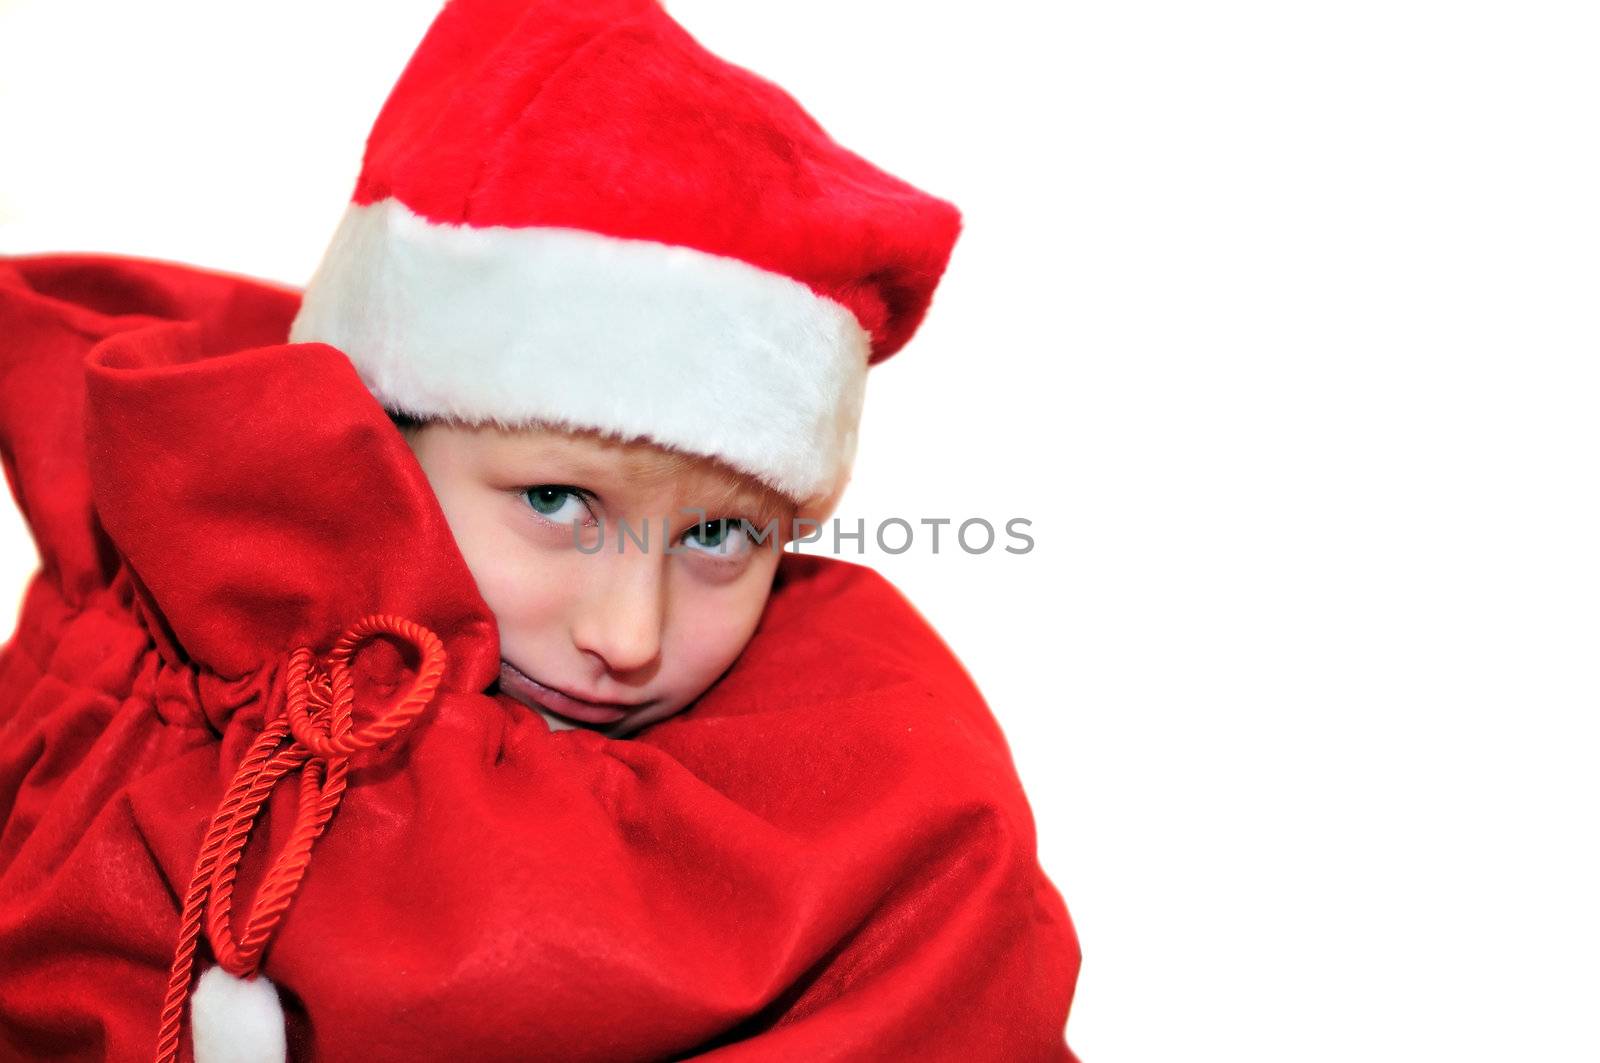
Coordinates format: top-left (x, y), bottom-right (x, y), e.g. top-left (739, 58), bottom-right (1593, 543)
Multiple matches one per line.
top-left (289, 0), bottom-right (963, 515)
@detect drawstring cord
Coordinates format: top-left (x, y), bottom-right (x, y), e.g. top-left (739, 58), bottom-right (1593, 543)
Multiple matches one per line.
top-left (155, 615), bottom-right (447, 1063)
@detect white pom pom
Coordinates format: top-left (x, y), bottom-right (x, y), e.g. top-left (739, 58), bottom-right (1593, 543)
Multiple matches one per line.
top-left (189, 965), bottom-right (288, 1063)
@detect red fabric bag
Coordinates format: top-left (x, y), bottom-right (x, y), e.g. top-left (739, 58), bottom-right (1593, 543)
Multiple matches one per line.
top-left (0, 253), bottom-right (1081, 1061)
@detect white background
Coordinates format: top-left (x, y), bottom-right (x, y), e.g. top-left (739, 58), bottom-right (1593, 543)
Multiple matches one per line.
top-left (3, 1), bottom-right (1598, 1059)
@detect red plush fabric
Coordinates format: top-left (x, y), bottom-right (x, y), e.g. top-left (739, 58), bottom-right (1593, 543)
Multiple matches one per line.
top-left (0, 253), bottom-right (1081, 1061)
top-left (355, 0), bottom-right (963, 365)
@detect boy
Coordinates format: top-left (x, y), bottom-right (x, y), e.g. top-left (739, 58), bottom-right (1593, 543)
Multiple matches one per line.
top-left (0, 0), bottom-right (1082, 1059)
top-left (400, 419), bottom-right (800, 739)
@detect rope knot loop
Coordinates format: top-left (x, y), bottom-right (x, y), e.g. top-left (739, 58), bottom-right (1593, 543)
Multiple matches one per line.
top-left (286, 614), bottom-right (447, 759)
top-left (154, 614), bottom-right (448, 1063)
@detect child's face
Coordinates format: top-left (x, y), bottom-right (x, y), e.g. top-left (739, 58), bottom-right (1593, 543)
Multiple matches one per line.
top-left (402, 420), bottom-right (795, 739)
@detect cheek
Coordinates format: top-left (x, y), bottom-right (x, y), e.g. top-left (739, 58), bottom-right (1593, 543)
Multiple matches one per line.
top-left (663, 563), bottom-right (778, 688)
top-left (473, 560), bottom-right (565, 630)
top-left (437, 495), bottom-right (575, 633)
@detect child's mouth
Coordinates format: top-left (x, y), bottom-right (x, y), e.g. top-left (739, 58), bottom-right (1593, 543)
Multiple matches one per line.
top-left (497, 659), bottom-right (647, 725)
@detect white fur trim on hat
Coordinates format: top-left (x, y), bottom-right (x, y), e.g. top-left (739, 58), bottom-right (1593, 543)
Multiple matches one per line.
top-left (288, 198), bottom-right (870, 504)
top-left (190, 966), bottom-right (288, 1063)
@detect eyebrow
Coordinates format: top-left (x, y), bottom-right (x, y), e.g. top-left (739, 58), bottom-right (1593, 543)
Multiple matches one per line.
top-left (501, 435), bottom-right (792, 523)
top-left (535, 451), bottom-right (623, 485)
top-left (700, 493), bottom-right (780, 521)
top-left (668, 488), bottom-right (786, 524)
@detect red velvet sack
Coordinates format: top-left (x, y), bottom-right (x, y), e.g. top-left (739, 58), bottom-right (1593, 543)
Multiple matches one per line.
top-left (0, 253), bottom-right (1081, 1061)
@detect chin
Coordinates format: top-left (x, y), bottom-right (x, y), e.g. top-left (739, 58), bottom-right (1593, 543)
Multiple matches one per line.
top-left (600, 702), bottom-right (682, 740)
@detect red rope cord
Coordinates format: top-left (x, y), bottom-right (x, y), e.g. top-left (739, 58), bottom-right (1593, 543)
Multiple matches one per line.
top-left (154, 615), bottom-right (446, 1063)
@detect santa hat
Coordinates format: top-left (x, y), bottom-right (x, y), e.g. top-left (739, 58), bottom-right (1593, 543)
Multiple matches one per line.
top-left (289, 0), bottom-right (963, 515)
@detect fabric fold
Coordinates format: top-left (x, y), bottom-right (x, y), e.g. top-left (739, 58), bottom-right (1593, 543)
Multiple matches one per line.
top-left (0, 253), bottom-right (1080, 1061)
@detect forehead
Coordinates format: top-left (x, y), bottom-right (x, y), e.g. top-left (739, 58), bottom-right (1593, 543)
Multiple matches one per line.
top-left (435, 420), bottom-right (789, 515)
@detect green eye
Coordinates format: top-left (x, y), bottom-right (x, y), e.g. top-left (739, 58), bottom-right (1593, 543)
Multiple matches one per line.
top-left (682, 519), bottom-right (749, 555)
top-left (689, 520), bottom-right (728, 546)
top-left (524, 486), bottom-right (589, 523)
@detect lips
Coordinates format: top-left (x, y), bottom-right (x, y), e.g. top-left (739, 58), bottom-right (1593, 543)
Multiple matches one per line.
top-left (498, 659), bottom-right (648, 725)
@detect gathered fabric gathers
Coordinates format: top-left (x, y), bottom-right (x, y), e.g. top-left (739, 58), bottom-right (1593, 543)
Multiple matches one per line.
top-left (154, 615), bottom-right (447, 1063)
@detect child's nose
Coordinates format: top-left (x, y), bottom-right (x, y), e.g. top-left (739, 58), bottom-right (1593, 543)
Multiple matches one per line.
top-left (569, 555), bottom-right (665, 677)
